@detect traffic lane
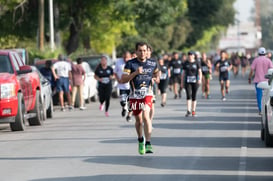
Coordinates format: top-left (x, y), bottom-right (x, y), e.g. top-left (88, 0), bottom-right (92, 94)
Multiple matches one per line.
top-left (0, 76), bottom-right (273, 181)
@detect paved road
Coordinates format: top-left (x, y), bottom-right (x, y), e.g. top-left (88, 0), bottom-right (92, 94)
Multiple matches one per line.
top-left (0, 74), bottom-right (273, 181)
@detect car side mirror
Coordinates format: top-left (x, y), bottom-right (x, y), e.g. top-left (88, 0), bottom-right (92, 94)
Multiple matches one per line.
top-left (265, 74), bottom-right (273, 79)
top-left (17, 65), bottom-right (32, 75)
top-left (257, 81), bottom-right (270, 89)
top-left (265, 68), bottom-right (273, 79)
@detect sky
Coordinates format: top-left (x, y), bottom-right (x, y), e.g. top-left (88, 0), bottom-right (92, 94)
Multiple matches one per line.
top-left (233, 0), bottom-right (255, 23)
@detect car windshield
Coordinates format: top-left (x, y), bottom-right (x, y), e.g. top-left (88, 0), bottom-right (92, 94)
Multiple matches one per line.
top-left (0, 55), bottom-right (13, 73)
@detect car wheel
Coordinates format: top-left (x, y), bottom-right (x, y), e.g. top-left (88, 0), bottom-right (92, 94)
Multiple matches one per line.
top-left (264, 112), bottom-right (273, 147)
top-left (10, 93), bottom-right (26, 131)
top-left (41, 100), bottom-right (46, 121)
top-left (47, 97), bottom-right (54, 118)
top-left (28, 90), bottom-right (43, 126)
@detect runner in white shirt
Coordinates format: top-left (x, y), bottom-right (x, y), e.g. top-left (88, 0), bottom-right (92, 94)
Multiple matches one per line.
top-left (114, 51), bottom-right (133, 122)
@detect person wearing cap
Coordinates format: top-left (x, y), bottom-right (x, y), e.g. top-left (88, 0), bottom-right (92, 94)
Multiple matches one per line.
top-left (248, 47), bottom-right (273, 115)
top-left (181, 50), bottom-right (202, 117)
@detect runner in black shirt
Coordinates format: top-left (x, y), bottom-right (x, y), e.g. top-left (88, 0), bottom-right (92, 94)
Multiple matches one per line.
top-left (121, 42), bottom-right (159, 155)
top-left (201, 52), bottom-right (212, 99)
top-left (94, 56), bottom-right (114, 117)
top-left (169, 52), bottom-right (183, 99)
top-left (158, 57), bottom-right (169, 107)
top-left (181, 51), bottom-right (202, 117)
top-left (215, 50), bottom-right (232, 101)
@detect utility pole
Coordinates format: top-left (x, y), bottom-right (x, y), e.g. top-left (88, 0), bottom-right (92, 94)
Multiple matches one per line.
top-left (255, 0), bottom-right (262, 47)
top-left (38, 0), bottom-right (44, 51)
top-left (49, 0), bottom-right (55, 51)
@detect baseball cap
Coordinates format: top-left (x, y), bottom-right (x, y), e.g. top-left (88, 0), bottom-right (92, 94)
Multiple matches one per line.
top-left (258, 47), bottom-right (266, 55)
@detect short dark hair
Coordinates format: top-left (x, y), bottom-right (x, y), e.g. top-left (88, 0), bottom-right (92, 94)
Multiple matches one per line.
top-left (147, 44), bottom-right (153, 52)
top-left (76, 57), bottom-right (82, 64)
top-left (135, 42), bottom-right (148, 51)
top-left (220, 50), bottom-right (226, 54)
top-left (45, 60), bottom-right (52, 66)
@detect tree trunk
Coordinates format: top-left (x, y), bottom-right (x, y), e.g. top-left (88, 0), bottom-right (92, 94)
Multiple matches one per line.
top-left (83, 35), bottom-right (91, 50)
top-left (66, 22), bottom-right (79, 55)
top-left (65, 1), bottom-right (82, 55)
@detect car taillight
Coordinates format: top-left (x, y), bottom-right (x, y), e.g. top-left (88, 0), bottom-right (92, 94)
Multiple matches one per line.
top-left (0, 83), bottom-right (16, 99)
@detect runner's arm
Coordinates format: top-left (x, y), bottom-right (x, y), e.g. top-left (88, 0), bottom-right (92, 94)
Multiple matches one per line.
top-left (121, 71), bottom-right (138, 83)
top-left (152, 69), bottom-right (160, 84)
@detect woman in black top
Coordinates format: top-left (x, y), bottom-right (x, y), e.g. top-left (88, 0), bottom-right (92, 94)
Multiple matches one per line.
top-left (181, 51), bottom-right (202, 117)
top-left (94, 56), bottom-right (114, 117)
top-left (158, 57), bottom-right (169, 107)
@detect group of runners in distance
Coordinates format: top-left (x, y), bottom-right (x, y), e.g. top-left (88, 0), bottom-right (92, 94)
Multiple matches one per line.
top-left (42, 40), bottom-right (270, 156)
top-left (94, 41), bottom-right (270, 155)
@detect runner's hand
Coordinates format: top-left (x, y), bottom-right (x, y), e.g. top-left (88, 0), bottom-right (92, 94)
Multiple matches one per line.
top-left (137, 66), bottom-right (143, 74)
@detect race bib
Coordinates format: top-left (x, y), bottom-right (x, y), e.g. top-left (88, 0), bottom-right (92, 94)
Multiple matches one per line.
top-left (220, 66), bottom-right (227, 72)
top-left (133, 87), bottom-right (148, 99)
top-left (187, 76), bottom-right (197, 83)
top-left (101, 77), bottom-right (110, 84)
top-left (173, 68), bottom-right (181, 74)
top-left (160, 73), bottom-right (167, 80)
top-left (202, 66), bottom-right (209, 72)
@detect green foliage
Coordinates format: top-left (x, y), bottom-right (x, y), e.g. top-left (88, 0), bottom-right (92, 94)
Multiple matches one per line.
top-left (259, 0), bottom-right (273, 49)
top-left (28, 47), bottom-right (64, 64)
top-left (184, 0), bottom-right (235, 49)
top-left (0, 0), bottom-right (236, 55)
top-left (0, 35), bottom-right (19, 48)
top-left (186, 26), bottom-right (225, 53)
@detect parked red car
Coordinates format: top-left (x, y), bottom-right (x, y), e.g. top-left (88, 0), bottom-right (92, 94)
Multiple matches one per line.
top-left (0, 50), bottom-right (42, 131)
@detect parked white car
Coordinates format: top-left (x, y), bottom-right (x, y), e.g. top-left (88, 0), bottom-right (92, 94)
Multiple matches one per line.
top-left (257, 68), bottom-right (273, 147)
top-left (31, 66), bottom-right (54, 119)
top-left (74, 62), bottom-right (98, 107)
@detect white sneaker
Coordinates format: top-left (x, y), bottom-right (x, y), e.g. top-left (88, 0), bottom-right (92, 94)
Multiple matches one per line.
top-left (80, 106), bottom-right (86, 110)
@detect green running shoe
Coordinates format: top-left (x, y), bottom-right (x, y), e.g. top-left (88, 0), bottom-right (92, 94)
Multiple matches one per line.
top-left (145, 144), bottom-right (153, 154)
top-left (138, 141), bottom-right (145, 155)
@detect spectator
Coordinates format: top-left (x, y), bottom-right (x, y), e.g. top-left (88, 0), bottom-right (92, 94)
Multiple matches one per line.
top-left (40, 60), bottom-right (55, 91)
top-left (71, 57), bottom-right (86, 110)
top-left (248, 47), bottom-right (273, 115)
top-left (52, 54), bottom-right (73, 111)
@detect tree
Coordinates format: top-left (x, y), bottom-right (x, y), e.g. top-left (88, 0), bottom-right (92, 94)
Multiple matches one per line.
top-left (184, 0), bottom-right (235, 50)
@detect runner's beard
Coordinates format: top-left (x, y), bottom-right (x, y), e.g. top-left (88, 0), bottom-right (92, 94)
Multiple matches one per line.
top-left (138, 56), bottom-right (146, 62)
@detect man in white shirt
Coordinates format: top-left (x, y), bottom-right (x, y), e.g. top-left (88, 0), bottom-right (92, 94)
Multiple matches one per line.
top-left (114, 51), bottom-right (132, 121)
top-left (52, 54), bottom-right (73, 111)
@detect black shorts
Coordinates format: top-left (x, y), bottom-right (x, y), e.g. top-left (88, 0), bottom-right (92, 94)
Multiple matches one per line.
top-left (158, 79), bottom-right (168, 94)
top-left (171, 75), bottom-right (181, 84)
